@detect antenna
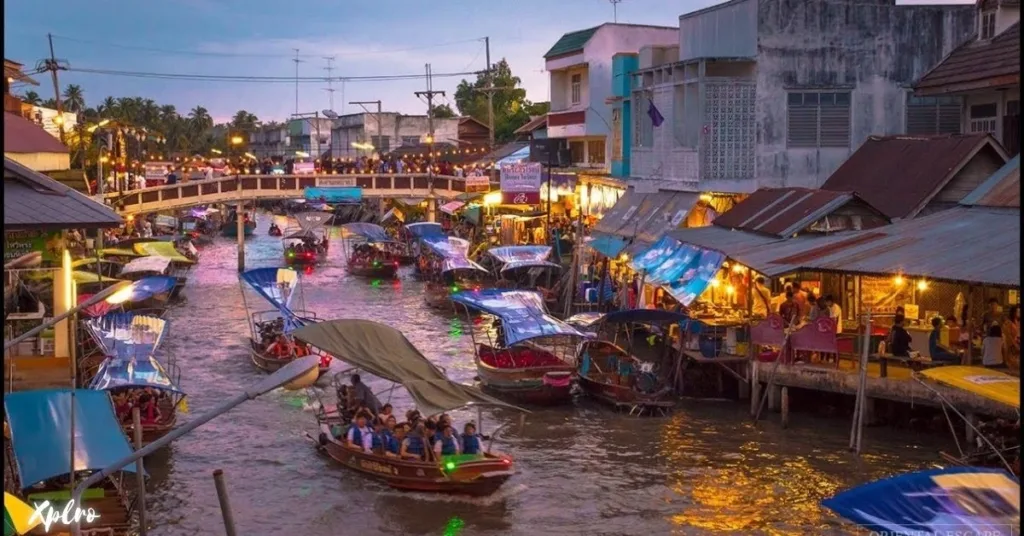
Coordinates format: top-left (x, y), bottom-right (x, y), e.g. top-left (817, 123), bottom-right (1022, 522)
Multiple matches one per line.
top-left (322, 109), bottom-right (338, 119)
top-left (323, 56), bottom-right (336, 111)
top-left (609, 0), bottom-right (623, 22)
top-left (292, 49), bottom-right (304, 115)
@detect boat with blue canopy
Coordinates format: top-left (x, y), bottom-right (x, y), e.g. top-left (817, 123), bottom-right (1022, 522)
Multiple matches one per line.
top-left (340, 223), bottom-right (401, 278)
top-left (486, 245), bottom-right (562, 299)
top-left (106, 274), bottom-right (177, 315)
top-left (451, 289), bottom-right (586, 405)
top-left (4, 388), bottom-right (143, 535)
top-left (421, 236), bottom-right (491, 310)
top-left (822, 467), bottom-right (1019, 536)
top-left (239, 267), bottom-right (333, 377)
top-left (89, 354), bottom-right (186, 446)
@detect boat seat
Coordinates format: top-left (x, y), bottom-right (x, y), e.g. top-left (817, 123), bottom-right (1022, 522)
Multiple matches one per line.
top-left (478, 345), bottom-right (564, 369)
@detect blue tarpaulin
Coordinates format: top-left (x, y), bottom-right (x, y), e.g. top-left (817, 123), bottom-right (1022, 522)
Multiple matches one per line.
top-left (422, 236), bottom-right (488, 273)
top-left (340, 222), bottom-right (394, 243)
top-left (84, 312), bottom-right (168, 359)
top-left (630, 236), bottom-right (725, 306)
top-left (304, 187), bottom-right (362, 204)
top-left (89, 355), bottom-right (185, 394)
top-left (450, 289), bottom-right (585, 345)
top-left (5, 389), bottom-right (143, 489)
top-left (487, 246), bottom-right (560, 273)
top-left (116, 275), bottom-right (176, 303)
top-left (823, 467), bottom-right (1019, 536)
top-left (240, 267), bottom-right (300, 311)
top-left (587, 232), bottom-right (629, 259)
top-left (405, 222), bottom-right (445, 239)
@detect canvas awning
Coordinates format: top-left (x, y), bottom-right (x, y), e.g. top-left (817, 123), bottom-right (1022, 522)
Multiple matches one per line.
top-left (84, 312), bottom-right (168, 359)
top-left (440, 200), bottom-right (466, 215)
top-left (120, 256), bottom-right (171, 275)
top-left (89, 355), bottom-right (184, 395)
top-left (450, 289), bottom-right (586, 345)
top-left (134, 241), bottom-right (194, 264)
top-left (630, 236), bottom-right (726, 306)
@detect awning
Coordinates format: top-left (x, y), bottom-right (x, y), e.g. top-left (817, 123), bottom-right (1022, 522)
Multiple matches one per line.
top-left (919, 366), bottom-right (1020, 409)
top-left (240, 267), bottom-right (300, 311)
top-left (440, 200), bottom-right (466, 215)
top-left (586, 232), bottom-right (629, 258)
top-left (134, 241), bottom-right (194, 264)
top-left (396, 198), bottom-right (425, 206)
top-left (293, 211), bottom-right (333, 230)
top-left (592, 188), bottom-right (645, 235)
top-left (450, 289), bottom-right (586, 345)
top-left (89, 355), bottom-right (185, 395)
top-left (592, 189), bottom-right (697, 240)
top-left (84, 312), bottom-right (168, 359)
top-left (340, 222), bottom-right (394, 243)
top-left (120, 255), bottom-right (171, 275)
top-left (405, 222), bottom-right (445, 238)
top-left (630, 236), bottom-right (726, 306)
top-left (5, 389), bottom-right (143, 489)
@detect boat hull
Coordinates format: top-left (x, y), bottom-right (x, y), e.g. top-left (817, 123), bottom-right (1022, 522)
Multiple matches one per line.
top-left (285, 251), bottom-right (327, 266)
top-left (475, 345), bottom-right (575, 405)
top-left (577, 374), bottom-right (675, 414)
top-left (315, 425), bottom-right (514, 496)
top-left (222, 221), bottom-right (257, 238)
top-left (250, 344), bottom-right (330, 378)
top-left (347, 262), bottom-right (398, 278)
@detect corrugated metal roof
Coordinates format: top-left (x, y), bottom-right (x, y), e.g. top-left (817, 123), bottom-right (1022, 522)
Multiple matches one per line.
top-left (593, 188), bottom-right (645, 235)
top-left (711, 187), bottom-right (860, 237)
top-left (595, 190), bottom-right (697, 240)
top-left (778, 206), bottom-right (1020, 288)
top-left (820, 134), bottom-right (1002, 220)
top-left (914, 22), bottom-right (1020, 94)
top-left (960, 155), bottom-right (1020, 207)
top-left (667, 225), bottom-right (786, 261)
top-left (3, 112), bottom-right (68, 154)
top-left (4, 157), bottom-right (123, 230)
top-left (544, 27), bottom-right (600, 59)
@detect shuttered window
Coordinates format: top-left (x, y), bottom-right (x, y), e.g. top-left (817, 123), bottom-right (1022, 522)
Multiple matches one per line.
top-left (787, 91), bottom-right (851, 148)
top-left (906, 96), bottom-right (962, 135)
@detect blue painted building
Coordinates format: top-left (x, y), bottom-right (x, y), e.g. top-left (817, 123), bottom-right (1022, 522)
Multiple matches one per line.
top-left (610, 53), bottom-right (638, 179)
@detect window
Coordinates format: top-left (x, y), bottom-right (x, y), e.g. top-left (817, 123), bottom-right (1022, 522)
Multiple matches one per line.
top-left (401, 136), bottom-right (420, 146)
top-left (570, 73), bottom-right (582, 105)
top-left (633, 91), bottom-right (654, 147)
top-left (906, 95), bottom-right (962, 135)
top-left (371, 135), bottom-right (391, 152)
top-left (587, 139), bottom-right (606, 165)
top-left (786, 91), bottom-right (851, 148)
top-left (969, 103), bottom-right (998, 134)
top-left (569, 141), bottom-right (585, 164)
top-left (981, 10), bottom-right (996, 39)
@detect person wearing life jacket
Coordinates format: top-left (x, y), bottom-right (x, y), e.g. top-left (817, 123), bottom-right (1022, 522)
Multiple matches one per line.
top-left (401, 422), bottom-right (429, 461)
top-left (434, 425), bottom-right (461, 457)
top-left (369, 420), bottom-right (388, 454)
top-left (346, 412), bottom-right (373, 453)
top-left (461, 422), bottom-right (492, 456)
top-left (385, 424), bottom-right (405, 458)
top-left (266, 335), bottom-right (293, 358)
top-left (139, 394), bottom-right (162, 425)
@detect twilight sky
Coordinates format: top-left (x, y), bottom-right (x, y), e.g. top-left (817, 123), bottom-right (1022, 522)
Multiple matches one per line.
top-left (4, 0), bottom-right (970, 124)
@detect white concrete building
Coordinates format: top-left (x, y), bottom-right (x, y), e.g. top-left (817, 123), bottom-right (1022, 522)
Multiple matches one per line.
top-left (287, 117), bottom-right (335, 159)
top-left (249, 124), bottom-right (290, 159)
top-left (630, 0), bottom-right (976, 192)
top-left (544, 23), bottom-right (678, 171)
top-left (27, 105), bottom-right (77, 140)
top-left (329, 112), bottom-right (459, 160)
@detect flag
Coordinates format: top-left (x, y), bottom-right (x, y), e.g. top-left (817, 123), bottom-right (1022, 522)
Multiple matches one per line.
top-left (647, 101), bottom-right (664, 128)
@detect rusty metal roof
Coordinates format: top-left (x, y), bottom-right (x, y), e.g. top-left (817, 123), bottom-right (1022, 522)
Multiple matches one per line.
top-left (771, 206), bottom-right (1020, 288)
top-left (4, 157), bottom-right (123, 230)
top-left (820, 134), bottom-right (1004, 220)
top-left (961, 154), bottom-right (1020, 207)
top-left (711, 187), bottom-right (873, 237)
top-left (667, 225), bottom-right (787, 264)
top-left (597, 190), bottom-right (697, 239)
top-left (514, 115), bottom-right (548, 135)
top-left (915, 22), bottom-right (1020, 95)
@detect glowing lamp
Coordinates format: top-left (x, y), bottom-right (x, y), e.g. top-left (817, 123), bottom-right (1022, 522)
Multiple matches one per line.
top-left (445, 461), bottom-right (456, 471)
top-left (916, 280), bottom-right (928, 291)
top-left (893, 275), bottom-right (904, 287)
top-left (105, 284), bottom-right (136, 305)
top-left (709, 279), bottom-right (721, 288)
top-left (725, 284), bottom-right (736, 295)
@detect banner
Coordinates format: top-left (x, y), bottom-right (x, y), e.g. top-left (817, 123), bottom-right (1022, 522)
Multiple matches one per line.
top-left (500, 162), bottom-right (542, 205)
top-left (294, 162), bottom-right (316, 175)
top-left (4, 230), bottom-right (63, 263)
top-left (465, 170), bottom-right (490, 193)
top-left (144, 162), bottom-right (171, 182)
top-left (501, 191), bottom-right (541, 205)
top-left (304, 187), bottom-right (362, 204)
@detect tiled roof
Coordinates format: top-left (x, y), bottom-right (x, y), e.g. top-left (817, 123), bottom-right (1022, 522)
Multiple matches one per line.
top-left (820, 134), bottom-right (1003, 220)
top-left (3, 112), bottom-right (68, 154)
top-left (4, 157), bottom-right (123, 230)
top-left (711, 187), bottom-right (884, 237)
top-left (914, 22), bottom-right (1020, 94)
top-left (961, 154), bottom-right (1020, 207)
top-left (544, 27), bottom-right (600, 59)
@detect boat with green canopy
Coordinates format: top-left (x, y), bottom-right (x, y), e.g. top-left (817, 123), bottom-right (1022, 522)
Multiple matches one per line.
top-left (293, 319), bottom-right (526, 496)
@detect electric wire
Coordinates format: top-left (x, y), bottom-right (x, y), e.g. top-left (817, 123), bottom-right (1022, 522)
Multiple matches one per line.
top-left (64, 67), bottom-right (483, 84)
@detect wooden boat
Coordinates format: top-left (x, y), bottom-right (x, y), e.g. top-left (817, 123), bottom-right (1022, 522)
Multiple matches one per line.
top-left (293, 319), bottom-right (526, 496)
top-left (452, 289), bottom-right (585, 406)
top-left (347, 257), bottom-right (399, 278)
top-left (340, 222), bottom-right (402, 279)
top-left (222, 209), bottom-right (256, 237)
top-left (248, 310), bottom-right (331, 378)
top-left (119, 255), bottom-right (188, 300)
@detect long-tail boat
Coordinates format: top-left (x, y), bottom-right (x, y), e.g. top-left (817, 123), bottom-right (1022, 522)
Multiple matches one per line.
top-left (239, 267), bottom-right (332, 377)
top-left (402, 222), bottom-right (445, 271)
top-left (421, 236), bottom-right (492, 311)
top-left (283, 211), bottom-right (333, 266)
top-left (294, 319), bottom-right (526, 496)
top-left (452, 289), bottom-right (584, 405)
top-left (340, 223), bottom-right (400, 278)
top-left (5, 389), bottom-right (142, 535)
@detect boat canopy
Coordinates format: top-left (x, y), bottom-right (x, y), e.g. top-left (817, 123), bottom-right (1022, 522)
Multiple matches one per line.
top-left (84, 312), bottom-right (168, 359)
top-left (600, 309), bottom-right (690, 326)
top-left (24, 270), bottom-right (122, 284)
top-left (918, 366), bottom-right (1020, 409)
top-left (4, 389), bottom-right (144, 490)
top-left (822, 467), bottom-right (1019, 536)
top-left (423, 236), bottom-right (488, 274)
top-left (108, 275), bottom-right (176, 304)
top-left (565, 311), bottom-right (605, 329)
top-left (488, 246), bottom-right (561, 273)
top-left (283, 228), bottom-right (322, 241)
top-left (89, 355), bottom-right (184, 394)
top-left (294, 211), bottom-right (333, 231)
top-left (98, 247), bottom-right (141, 258)
top-left (629, 235), bottom-right (725, 306)
top-left (134, 241), bottom-right (195, 264)
top-left (240, 267), bottom-right (300, 311)
top-left (450, 289), bottom-right (586, 345)
top-left (291, 319), bottom-right (526, 416)
top-left (120, 256), bottom-right (172, 276)
top-left (405, 222), bottom-right (445, 238)
top-left (71, 258), bottom-right (123, 270)
top-left (341, 222), bottom-right (393, 243)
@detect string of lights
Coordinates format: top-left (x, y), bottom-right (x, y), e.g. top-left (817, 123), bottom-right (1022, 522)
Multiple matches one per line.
top-left (65, 67), bottom-right (482, 83)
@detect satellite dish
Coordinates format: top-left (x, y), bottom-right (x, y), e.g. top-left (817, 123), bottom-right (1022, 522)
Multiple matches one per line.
top-left (322, 110), bottom-right (339, 119)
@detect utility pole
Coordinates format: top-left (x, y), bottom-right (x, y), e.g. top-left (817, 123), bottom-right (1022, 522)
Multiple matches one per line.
top-left (292, 49), bottom-right (303, 115)
top-left (485, 37), bottom-right (494, 148)
top-left (322, 56), bottom-right (336, 110)
top-left (415, 64), bottom-right (445, 178)
top-left (44, 34), bottom-right (68, 144)
top-left (609, 0), bottom-right (623, 23)
top-left (350, 100), bottom-right (382, 158)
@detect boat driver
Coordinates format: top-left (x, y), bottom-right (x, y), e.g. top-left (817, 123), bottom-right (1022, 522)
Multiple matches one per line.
top-left (346, 411), bottom-right (374, 453)
top-left (349, 374), bottom-right (382, 416)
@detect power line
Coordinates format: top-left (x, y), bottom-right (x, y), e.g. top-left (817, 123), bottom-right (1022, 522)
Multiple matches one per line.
top-left (63, 66), bottom-right (481, 83)
top-left (47, 34), bottom-right (487, 59)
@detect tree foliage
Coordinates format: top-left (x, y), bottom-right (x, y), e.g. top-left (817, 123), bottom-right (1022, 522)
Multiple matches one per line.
top-left (430, 104), bottom-right (456, 119)
top-left (453, 59), bottom-right (549, 143)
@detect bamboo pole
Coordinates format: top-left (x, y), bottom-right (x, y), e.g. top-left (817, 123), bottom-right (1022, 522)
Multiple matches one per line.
top-left (212, 470), bottom-right (237, 536)
top-left (132, 407), bottom-right (148, 535)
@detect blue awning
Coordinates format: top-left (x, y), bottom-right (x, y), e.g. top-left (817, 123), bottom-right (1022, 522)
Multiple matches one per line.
top-left (5, 389), bottom-right (143, 489)
top-left (488, 246), bottom-right (560, 272)
top-left (84, 312), bottom-right (168, 359)
top-left (405, 222), bottom-right (445, 238)
top-left (240, 268), bottom-right (300, 310)
top-left (89, 355), bottom-right (185, 394)
top-left (450, 289), bottom-right (585, 345)
top-left (823, 467), bottom-right (1019, 535)
top-left (114, 275), bottom-right (176, 303)
top-left (587, 232), bottom-right (629, 258)
top-left (630, 236), bottom-right (725, 306)
top-left (340, 222), bottom-right (394, 243)
top-left (304, 186), bottom-right (362, 204)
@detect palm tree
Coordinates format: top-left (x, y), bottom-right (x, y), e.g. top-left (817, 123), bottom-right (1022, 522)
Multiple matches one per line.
top-left (41, 98), bottom-right (57, 109)
top-left (62, 84), bottom-right (85, 114)
top-left (100, 96), bottom-right (117, 118)
top-left (189, 106), bottom-right (213, 133)
top-left (21, 90), bottom-right (41, 105)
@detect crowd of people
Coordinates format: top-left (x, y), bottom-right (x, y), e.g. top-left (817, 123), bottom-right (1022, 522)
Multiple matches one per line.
top-left (332, 375), bottom-right (488, 461)
top-left (110, 387), bottom-right (170, 425)
top-left (350, 243), bottom-right (394, 265)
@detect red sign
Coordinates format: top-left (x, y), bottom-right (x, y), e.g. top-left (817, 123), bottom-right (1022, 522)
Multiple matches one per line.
top-left (502, 191), bottom-right (540, 205)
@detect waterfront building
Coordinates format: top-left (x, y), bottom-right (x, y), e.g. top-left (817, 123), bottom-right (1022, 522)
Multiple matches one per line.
top-left (913, 0), bottom-right (1020, 156)
top-left (288, 117), bottom-right (335, 160)
top-left (628, 0), bottom-right (976, 193)
top-left (4, 111), bottom-right (71, 172)
top-left (329, 112), bottom-right (460, 160)
top-left (248, 123), bottom-right (290, 159)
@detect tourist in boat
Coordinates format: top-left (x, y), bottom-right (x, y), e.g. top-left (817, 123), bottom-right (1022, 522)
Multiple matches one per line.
top-left (377, 403), bottom-right (394, 424)
top-left (424, 420), bottom-right (440, 449)
top-left (401, 422), bottom-right (429, 461)
top-left (266, 334), bottom-right (294, 358)
top-left (370, 419), bottom-right (388, 454)
top-left (461, 422), bottom-right (484, 455)
top-left (438, 414), bottom-right (459, 441)
top-left (385, 424), bottom-right (405, 458)
top-left (434, 425), bottom-right (461, 456)
top-left (139, 394), bottom-right (162, 425)
top-left (349, 374), bottom-right (382, 415)
top-left (113, 392), bottom-right (132, 423)
top-left (346, 412), bottom-right (374, 453)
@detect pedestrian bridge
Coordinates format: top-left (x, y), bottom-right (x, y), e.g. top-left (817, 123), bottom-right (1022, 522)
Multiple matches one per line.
top-left (101, 173), bottom-right (481, 216)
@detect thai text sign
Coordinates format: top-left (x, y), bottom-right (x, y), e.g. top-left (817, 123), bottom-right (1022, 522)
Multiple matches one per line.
top-left (465, 171), bottom-right (490, 193)
top-left (319, 177), bottom-right (357, 187)
top-left (500, 162), bottom-right (542, 193)
top-left (4, 230), bottom-right (63, 263)
top-left (294, 162), bottom-right (316, 175)
top-left (304, 187), bottom-right (362, 204)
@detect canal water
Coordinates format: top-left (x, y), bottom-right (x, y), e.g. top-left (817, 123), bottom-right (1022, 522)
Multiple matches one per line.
top-left (144, 215), bottom-right (950, 536)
